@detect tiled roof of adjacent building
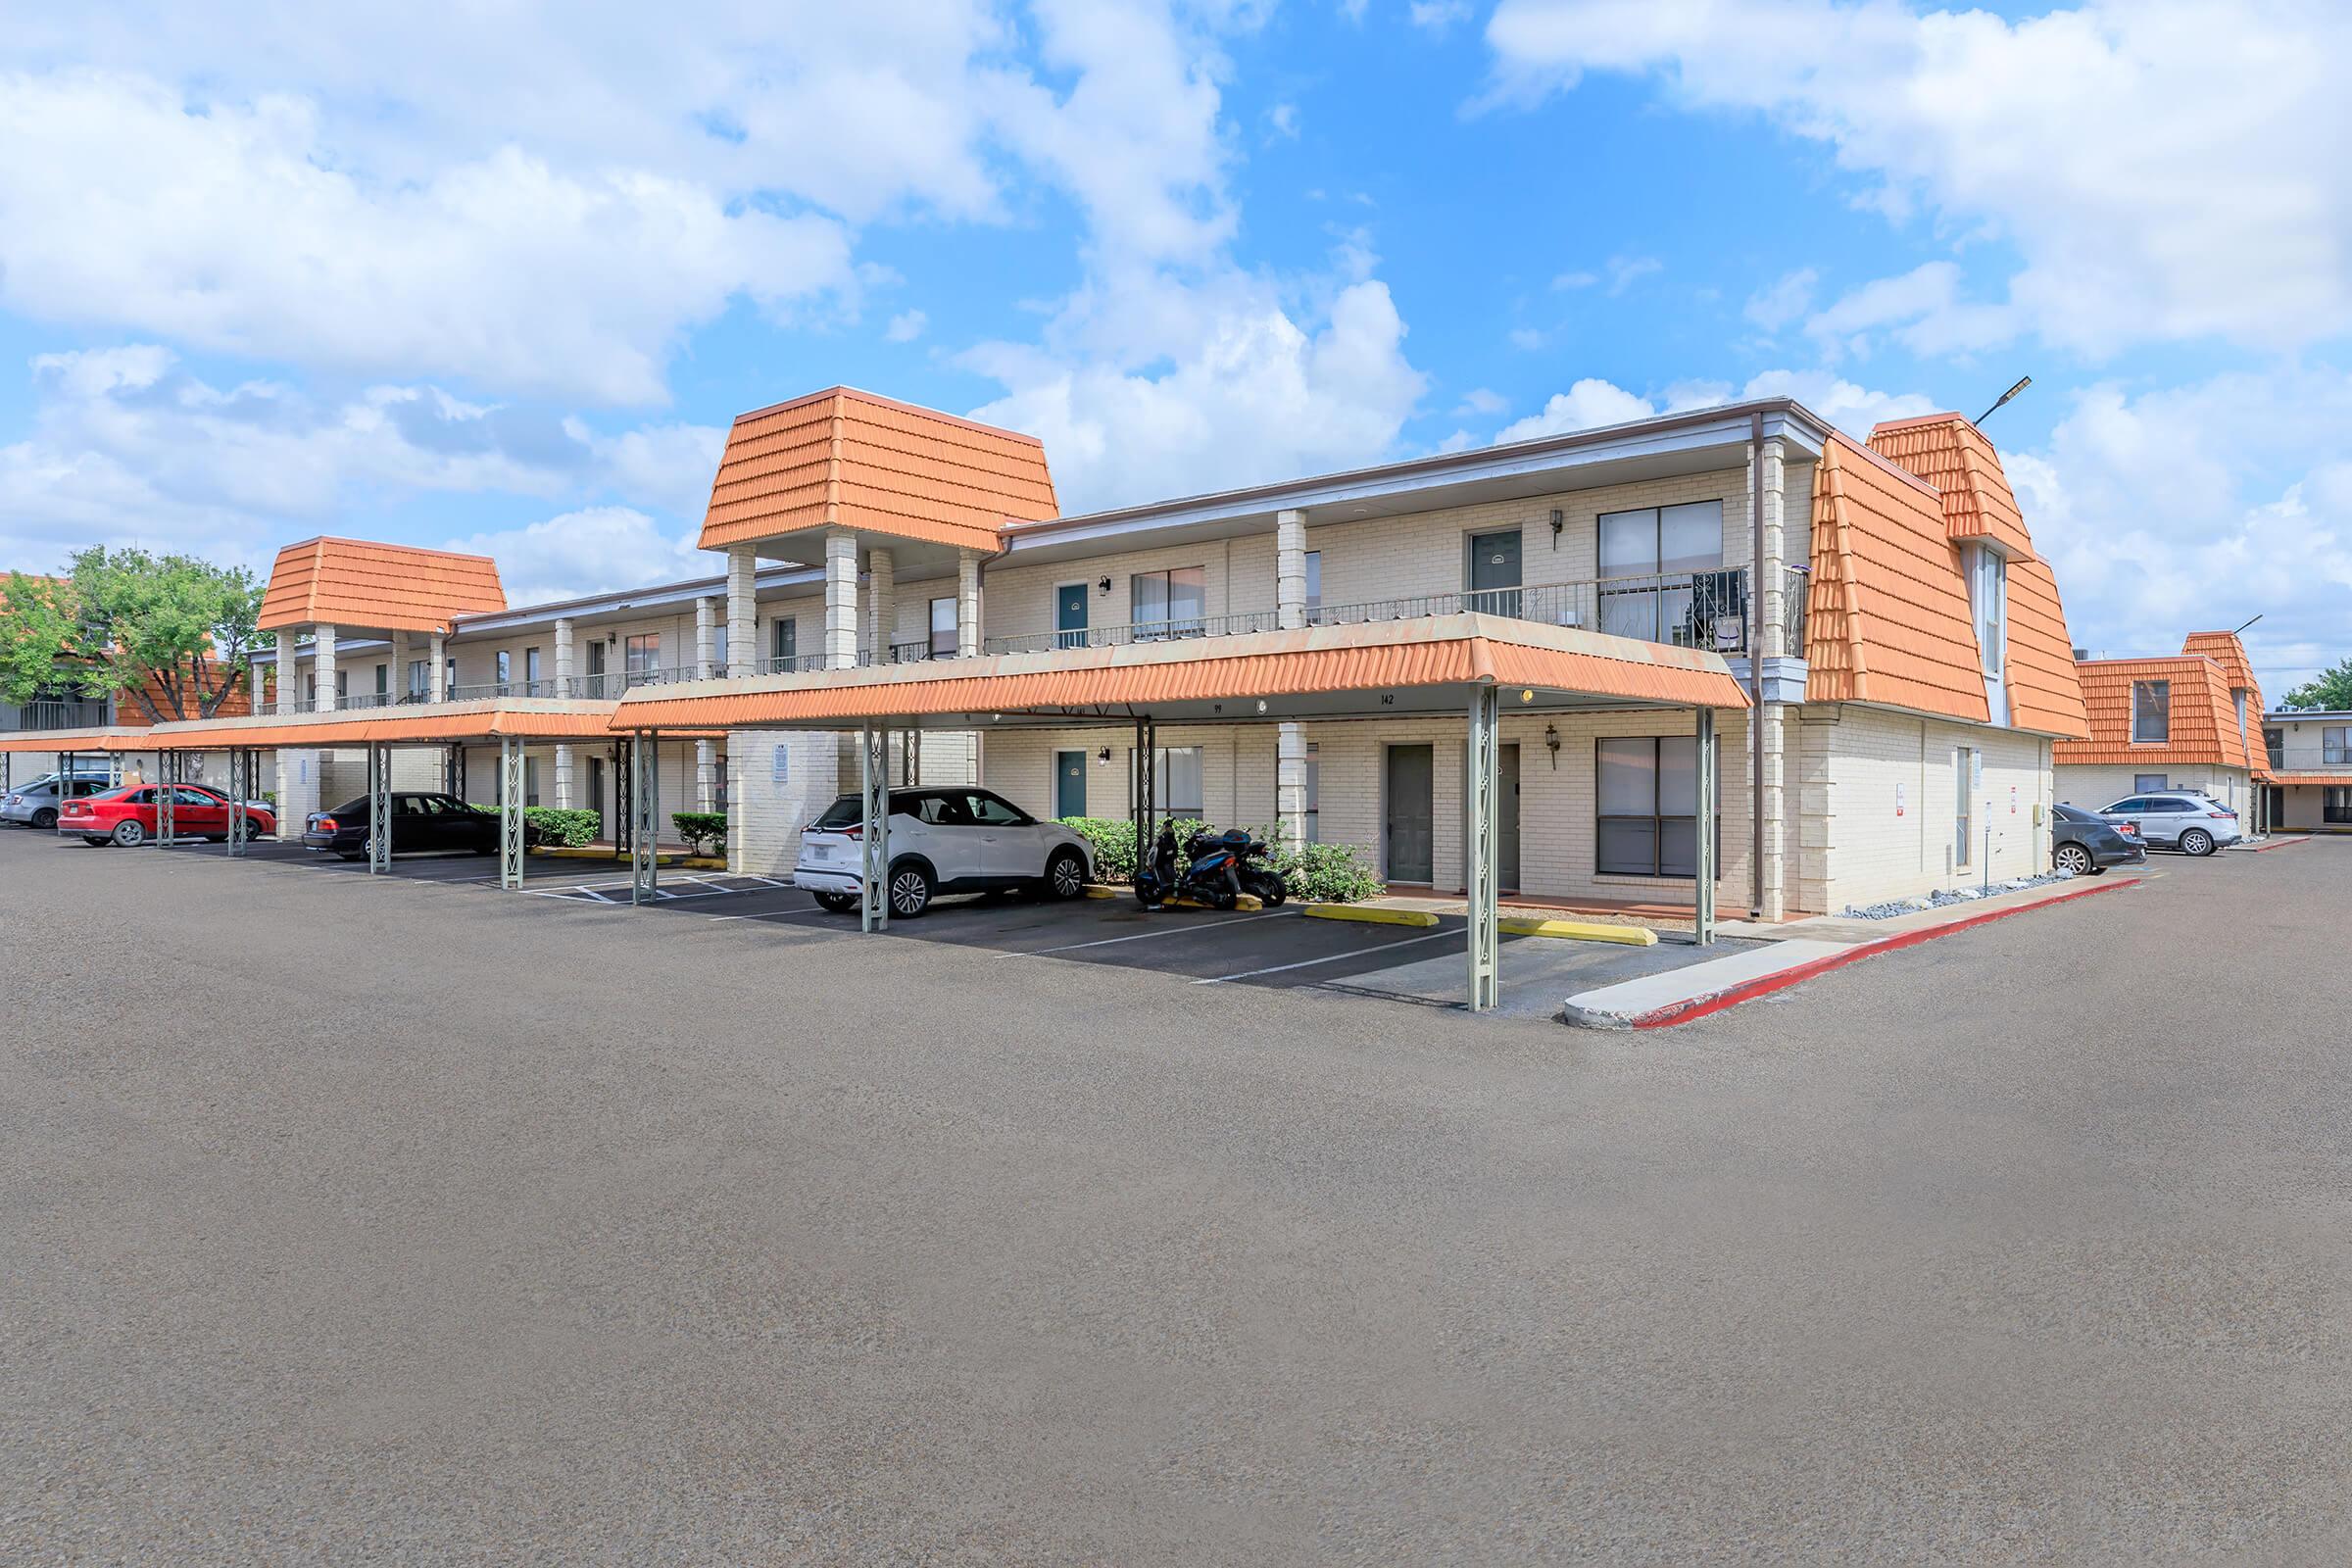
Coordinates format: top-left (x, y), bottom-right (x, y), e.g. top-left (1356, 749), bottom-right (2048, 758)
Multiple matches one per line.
top-left (699, 387), bottom-right (1058, 556)
top-left (257, 538), bottom-right (507, 635)
top-left (2054, 655), bottom-right (2254, 770)
top-left (1865, 413), bottom-right (2035, 559)
top-left (2180, 629), bottom-right (2268, 776)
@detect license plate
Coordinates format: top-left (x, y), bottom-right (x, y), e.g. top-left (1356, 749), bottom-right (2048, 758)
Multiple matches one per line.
top-left (810, 845), bottom-right (831, 861)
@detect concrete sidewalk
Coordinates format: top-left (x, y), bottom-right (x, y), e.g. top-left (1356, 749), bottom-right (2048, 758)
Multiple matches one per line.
top-left (1566, 871), bottom-right (2150, 1028)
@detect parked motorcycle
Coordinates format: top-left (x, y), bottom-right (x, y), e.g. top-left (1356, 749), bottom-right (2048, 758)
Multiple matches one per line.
top-left (1134, 823), bottom-right (1288, 909)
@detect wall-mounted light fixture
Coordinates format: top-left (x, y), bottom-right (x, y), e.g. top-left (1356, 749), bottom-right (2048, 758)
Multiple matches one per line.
top-left (1544, 723), bottom-right (1560, 769)
top-left (1550, 509), bottom-right (1564, 550)
top-left (1097, 747), bottom-right (1111, 763)
top-left (1098, 576), bottom-right (1113, 594)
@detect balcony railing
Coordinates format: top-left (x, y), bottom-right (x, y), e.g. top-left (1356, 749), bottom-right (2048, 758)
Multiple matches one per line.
top-left (2326, 747), bottom-right (2352, 766)
top-left (985, 609), bottom-right (1283, 657)
top-left (7, 698), bottom-right (109, 732)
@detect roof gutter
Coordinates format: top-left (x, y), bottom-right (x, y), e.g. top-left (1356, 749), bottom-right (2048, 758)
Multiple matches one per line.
top-left (1751, 412), bottom-right (1766, 922)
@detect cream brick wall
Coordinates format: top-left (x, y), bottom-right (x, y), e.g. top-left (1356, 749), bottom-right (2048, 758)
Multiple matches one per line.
top-left (729, 731), bottom-right (842, 875)
top-left (984, 535), bottom-right (1279, 646)
top-left (2054, 762), bottom-right (2252, 815)
top-left (1809, 707), bottom-right (2051, 906)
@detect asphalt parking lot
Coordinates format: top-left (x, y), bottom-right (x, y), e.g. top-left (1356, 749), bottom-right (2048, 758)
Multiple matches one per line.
top-left (6, 827), bottom-right (2349, 1561)
top-left (74, 830), bottom-right (1745, 1019)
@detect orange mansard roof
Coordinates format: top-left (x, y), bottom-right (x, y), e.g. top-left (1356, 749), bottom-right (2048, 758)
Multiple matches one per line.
top-left (257, 538), bottom-right (507, 635)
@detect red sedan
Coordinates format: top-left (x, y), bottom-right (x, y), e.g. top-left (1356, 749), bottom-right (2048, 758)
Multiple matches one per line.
top-left (60, 784), bottom-right (277, 847)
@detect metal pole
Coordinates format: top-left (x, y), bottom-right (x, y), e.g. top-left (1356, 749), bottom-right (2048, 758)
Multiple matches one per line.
top-left (503, 735), bottom-right (526, 891)
top-left (227, 748), bottom-right (244, 857)
top-left (1695, 708), bottom-right (1717, 946)
top-left (157, 750), bottom-right (174, 848)
top-left (859, 718), bottom-right (881, 932)
top-left (629, 730), bottom-right (660, 905)
top-left (1467, 685), bottom-right (1500, 1011)
top-left (876, 722), bottom-right (891, 931)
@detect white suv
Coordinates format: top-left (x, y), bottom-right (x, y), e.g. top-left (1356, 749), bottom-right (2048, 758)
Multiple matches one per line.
top-left (796, 787), bottom-right (1094, 917)
top-left (2095, 791), bottom-right (2243, 857)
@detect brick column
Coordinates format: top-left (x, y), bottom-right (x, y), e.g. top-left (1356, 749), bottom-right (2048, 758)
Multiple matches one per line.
top-left (865, 547), bottom-right (895, 663)
top-left (1757, 436), bottom-right (1788, 921)
top-left (315, 624), bottom-right (338, 711)
top-left (1276, 508), bottom-right (1308, 630)
top-left (274, 631), bottom-right (299, 715)
top-left (694, 596), bottom-right (715, 680)
top-left (553, 612), bottom-right (576, 807)
top-left (697, 739), bottom-right (716, 812)
top-left (956, 549), bottom-right (982, 658)
top-left (272, 627), bottom-right (302, 836)
top-left (1276, 724), bottom-right (1307, 852)
top-left (823, 530), bottom-right (858, 669)
top-left (428, 631), bottom-right (446, 703)
top-left (726, 546), bottom-right (756, 677)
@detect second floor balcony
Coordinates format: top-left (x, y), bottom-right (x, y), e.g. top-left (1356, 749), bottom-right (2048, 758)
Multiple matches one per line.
top-left (5, 697), bottom-right (109, 732)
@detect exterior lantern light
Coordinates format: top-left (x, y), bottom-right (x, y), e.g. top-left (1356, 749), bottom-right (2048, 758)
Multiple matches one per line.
top-left (1544, 723), bottom-right (1560, 768)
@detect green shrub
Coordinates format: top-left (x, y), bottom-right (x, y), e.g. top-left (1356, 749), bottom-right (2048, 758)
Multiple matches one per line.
top-left (672, 810), bottom-right (727, 857)
top-left (1272, 841), bottom-right (1385, 904)
top-left (521, 807), bottom-right (601, 848)
top-left (1059, 816), bottom-right (1136, 881)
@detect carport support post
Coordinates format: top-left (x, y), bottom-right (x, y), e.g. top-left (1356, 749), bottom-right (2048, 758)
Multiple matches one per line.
top-left (627, 730), bottom-right (658, 905)
top-left (859, 717), bottom-right (890, 932)
top-left (368, 741), bottom-right (392, 875)
top-left (501, 735), bottom-right (527, 891)
top-left (1694, 708), bottom-right (1717, 947)
top-left (226, 749), bottom-right (244, 858)
top-left (157, 750), bottom-right (175, 848)
top-left (1466, 686), bottom-right (1500, 1012)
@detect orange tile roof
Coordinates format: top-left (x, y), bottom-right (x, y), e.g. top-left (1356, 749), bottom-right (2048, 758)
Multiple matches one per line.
top-left (2181, 629), bottom-right (2268, 775)
top-left (135, 703), bottom-right (622, 750)
top-left (2054, 656), bottom-right (2254, 769)
top-left (258, 538), bottom-right (507, 635)
top-left (2265, 772), bottom-right (2352, 786)
top-left (699, 387), bottom-right (1058, 557)
top-left (606, 617), bottom-right (1748, 732)
top-left (1803, 435), bottom-right (1991, 723)
top-left (2002, 553), bottom-right (2090, 738)
top-left (1866, 413), bottom-right (2035, 559)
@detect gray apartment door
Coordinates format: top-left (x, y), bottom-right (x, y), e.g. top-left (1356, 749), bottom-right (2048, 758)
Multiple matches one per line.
top-left (1386, 744), bottom-right (1434, 883)
top-left (587, 756), bottom-right (607, 835)
top-left (1467, 529), bottom-right (1523, 616)
top-left (1461, 742), bottom-right (1521, 890)
top-left (1056, 583), bottom-right (1089, 649)
top-left (1054, 750), bottom-right (1087, 820)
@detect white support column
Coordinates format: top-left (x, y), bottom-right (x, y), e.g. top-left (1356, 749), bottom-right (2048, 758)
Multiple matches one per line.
top-left (956, 548), bottom-right (983, 658)
top-left (1276, 508), bottom-right (1309, 630)
top-left (428, 631), bottom-right (446, 703)
top-left (1756, 433), bottom-right (1788, 922)
top-left (315, 624), bottom-right (338, 711)
top-left (726, 546), bottom-right (757, 678)
top-left (387, 633), bottom-right (409, 706)
top-left (555, 617), bottom-right (575, 694)
top-left (1695, 708), bottom-right (1718, 945)
top-left (824, 529), bottom-right (859, 669)
top-left (274, 630), bottom-right (299, 715)
top-left (1276, 723), bottom-right (1308, 852)
top-left (695, 596), bottom-right (715, 679)
top-left (866, 548), bottom-right (895, 664)
top-left (696, 738), bottom-right (715, 812)
top-left (1466, 686), bottom-right (1500, 1012)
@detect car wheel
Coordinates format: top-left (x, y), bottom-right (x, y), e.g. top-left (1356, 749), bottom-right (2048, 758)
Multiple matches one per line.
top-left (239, 820), bottom-right (263, 842)
top-left (111, 819), bottom-right (146, 847)
top-left (2053, 842), bottom-right (2093, 875)
top-left (1045, 848), bottom-right (1087, 900)
top-left (813, 891), bottom-right (858, 913)
top-left (31, 808), bottom-right (57, 830)
top-left (2180, 827), bottom-right (2216, 858)
top-left (887, 859), bottom-right (934, 918)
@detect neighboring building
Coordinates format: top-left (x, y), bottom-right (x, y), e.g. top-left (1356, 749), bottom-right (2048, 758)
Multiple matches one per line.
top-left (2055, 630), bottom-right (2266, 825)
top-left (2259, 709), bottom-right (2352, 832)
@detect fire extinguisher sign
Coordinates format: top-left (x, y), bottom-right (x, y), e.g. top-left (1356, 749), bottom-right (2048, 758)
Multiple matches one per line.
top-left (1895, 783), bottom-right (1905, 817)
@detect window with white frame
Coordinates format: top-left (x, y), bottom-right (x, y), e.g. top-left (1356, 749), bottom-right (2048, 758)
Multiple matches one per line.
top-left (710, 626), bottom-right (727, 674)
top-left (2134, 773), bottom-right (2168, 793)
top-left (524, 647), bottom-right (542, 689)
top-left (771, 616), bottom-right (797, 667)
top-left (495, 650), bottom-right (512, 690)
top-left (2132, 679), bottom-right (2170, 743)
top-left (524, 757), bottom-right (541, 808)
top-left (1303, 551), bottom-right (1322, 612)
top-left (624, 633), bottom-right (661, 677)
top-left (929, 596), bottom-right (956, 658)
top-left (1597, 502), bottom-right (1727, 646)
top-left (374, 662), bottom-right (389, 697)
top-left (1963, 543), bottom-right (2009, 724)
top-left (2326, 725), bottom-right (2352, 765)
top-left (407, 659), bottom-right (429, 699)
top-left (1152, 746), bottom-right (1203, 817)
top-left (1596, 735), bottom-right (1717, 877)
top-left (1132, 566), bottom-right (1205, 637)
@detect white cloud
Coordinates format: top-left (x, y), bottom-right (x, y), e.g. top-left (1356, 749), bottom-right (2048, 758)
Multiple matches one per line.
top-left (1494, 368), bottom-right (1935, 447)
top-left (1802, 261), bottom-right (2014, 361)
top-left (1493, 378), bottom-right (1659, 442)
top-left (1507, 326), bottom-right (1548, 351)
top-left (1551, 270), bottom-right (1598, 290)
top-left (443, 507), bottom-right (708, 608)
top-left (1482, 0), bottom-right (2352, 354)
top-left (0, 345), bottom-right (720, 577)
top-left (1453, 387), bottom-right (1509, 416)
top-left (1267, 101), bottom-right (1300, 139)
top-left (1604, 255), bottom-right (1661, 295)
top-left (884, 310), bottom-right (929, 343)
top-left (0, 71), bottom-right (855, 406)
top-left (2009, 369), bottom-right (2352, 695)
top-left (1410, 0), bottom-right (1474, 32)
top-left (1744, 268), bottom-right (1818, 333)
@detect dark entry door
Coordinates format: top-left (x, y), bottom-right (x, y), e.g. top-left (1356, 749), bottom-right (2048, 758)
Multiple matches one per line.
top-left (1386, 744), bottom-right (1434, 883)
top-left (587, 756), bottom-right (607, 836)
top-left (1467, 528), bottom-right (1523, 617)
top-left (1056, 583), bottom-right (1089, 649)
top-left (1054, 750), bottom-right (1087, 820)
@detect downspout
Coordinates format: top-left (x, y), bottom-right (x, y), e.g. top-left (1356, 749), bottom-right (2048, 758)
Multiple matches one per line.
top-left (1749, 412), bottom-right (1766, 920)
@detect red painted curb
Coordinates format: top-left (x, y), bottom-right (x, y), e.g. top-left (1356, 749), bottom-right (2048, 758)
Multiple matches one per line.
top-left (2250, 835), bottom-right (2311, 853)
top-left (1630, 875), bottom-right (2143, 1030)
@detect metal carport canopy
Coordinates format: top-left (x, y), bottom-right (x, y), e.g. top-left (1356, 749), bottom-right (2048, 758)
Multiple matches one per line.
top-left (605, 614), bottom-right (1752, 1010)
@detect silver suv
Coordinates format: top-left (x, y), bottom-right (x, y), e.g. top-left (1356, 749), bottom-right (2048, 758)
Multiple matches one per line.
top-left (2095, 791), bottom-right (2242, 857)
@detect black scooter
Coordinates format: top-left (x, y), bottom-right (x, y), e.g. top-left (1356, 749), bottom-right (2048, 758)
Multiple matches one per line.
top-left (1134, 823), bottom-right (1288, 909)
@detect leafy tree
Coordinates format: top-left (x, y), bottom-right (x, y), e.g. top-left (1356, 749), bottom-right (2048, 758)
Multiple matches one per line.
top-left (2281, 657), bottom-right (2352, 711)
top-left (0, 548), bottom-right (263, 722)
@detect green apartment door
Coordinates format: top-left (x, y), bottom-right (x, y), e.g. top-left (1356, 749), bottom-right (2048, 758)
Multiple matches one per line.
top-left (1056, 583), bottom-right (1089, 649)
top-left (1386, 744), bottom-right (1435, 884)
top-left (1055, 751), bottom-right (1087, 820)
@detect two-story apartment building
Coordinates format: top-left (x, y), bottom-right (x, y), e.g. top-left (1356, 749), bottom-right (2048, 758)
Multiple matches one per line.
top-left (608, 389), bottom-right (2087, 919)
top-left (2053, 630), bottom-right (2267, 823)
top-left (2260, 710), bottom-right (2352, 831)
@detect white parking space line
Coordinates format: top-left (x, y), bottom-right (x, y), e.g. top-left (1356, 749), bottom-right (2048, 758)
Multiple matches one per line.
top-left (1023, 909), bottom-right (1298, 956)
top-left (1192, 928), bottom-right (1457, 985)
top-left (707, 907), bottom-right (833, 924)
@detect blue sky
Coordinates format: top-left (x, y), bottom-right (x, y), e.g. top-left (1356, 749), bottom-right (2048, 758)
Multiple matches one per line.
top-left (3, 0), bottom-right (2347, 697)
